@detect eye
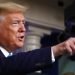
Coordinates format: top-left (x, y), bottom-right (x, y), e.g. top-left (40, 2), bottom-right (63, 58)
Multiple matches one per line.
top-left (11, 20), bottom-right (25, 27)
top-left (13, 22), bottom-right (18, 24)
top-left (12, 20), bottom-right (19, 26)
top-left (13, 20), bottom-right (19, 24)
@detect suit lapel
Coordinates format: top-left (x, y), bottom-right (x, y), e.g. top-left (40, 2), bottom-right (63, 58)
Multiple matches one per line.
top-left (0, 50), bottom-right (5, 58)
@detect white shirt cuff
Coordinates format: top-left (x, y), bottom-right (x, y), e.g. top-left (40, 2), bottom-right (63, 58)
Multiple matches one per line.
top-left (51, 49), bottom-right (55, 62)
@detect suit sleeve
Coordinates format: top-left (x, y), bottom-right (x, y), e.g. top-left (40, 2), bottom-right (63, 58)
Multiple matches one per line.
top-left (0, 47), bottom-right (53, 73)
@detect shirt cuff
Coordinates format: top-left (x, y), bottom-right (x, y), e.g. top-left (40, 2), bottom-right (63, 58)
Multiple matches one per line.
top-left (51, 49), bottom-right (55, 62)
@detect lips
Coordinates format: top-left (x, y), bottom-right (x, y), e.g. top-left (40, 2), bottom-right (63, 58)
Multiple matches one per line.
top-left (18, 35), bottom-right (24, 41)
top-left (20, 36), bottom-right (24, 39)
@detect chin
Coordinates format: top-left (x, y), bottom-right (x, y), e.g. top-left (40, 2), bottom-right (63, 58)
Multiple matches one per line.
top-left (16, 43), bottom-right (24, 48)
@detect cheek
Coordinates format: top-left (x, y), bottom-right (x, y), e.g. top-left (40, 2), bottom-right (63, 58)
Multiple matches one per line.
top-left (6, 28), bottom-right (18, 42)
top-left (0, 23), bottom-right (19, 43)
top-left (6, 32), bottom-right (18, 46)
top-left (9, 32), bottom-right (17, 41)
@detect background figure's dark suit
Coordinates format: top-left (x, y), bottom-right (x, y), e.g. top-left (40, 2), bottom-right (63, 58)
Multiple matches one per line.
top-left (0, 47), bottom-right (53, 74)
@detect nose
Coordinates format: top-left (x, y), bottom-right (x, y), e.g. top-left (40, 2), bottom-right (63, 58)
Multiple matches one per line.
top-left (19, 23), bottom-right (26, 32)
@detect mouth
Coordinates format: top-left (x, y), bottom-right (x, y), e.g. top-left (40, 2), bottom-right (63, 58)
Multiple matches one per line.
top-left (18, 36), bottom-right (25, 41)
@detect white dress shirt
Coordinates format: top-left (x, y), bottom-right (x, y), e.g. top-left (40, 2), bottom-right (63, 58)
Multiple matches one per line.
top-left (0, 46), bottom-right (13, 57)
top-left (51, 49), bottom-right (55, 62)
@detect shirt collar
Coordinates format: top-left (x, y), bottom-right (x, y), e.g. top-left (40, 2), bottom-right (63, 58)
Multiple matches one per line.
top-left (0, 46), bottom-right (13, 57)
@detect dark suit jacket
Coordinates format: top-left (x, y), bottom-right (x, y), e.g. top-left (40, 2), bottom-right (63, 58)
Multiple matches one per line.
top-left (0, 47), bottom-right (53, 74)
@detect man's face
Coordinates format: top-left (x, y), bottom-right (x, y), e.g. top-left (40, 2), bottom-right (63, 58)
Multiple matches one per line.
top-left (0, 12), bottom-right (26, 50)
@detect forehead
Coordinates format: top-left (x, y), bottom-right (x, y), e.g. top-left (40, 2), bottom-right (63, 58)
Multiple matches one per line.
top-left (5, 12), bottom-right (25, 20)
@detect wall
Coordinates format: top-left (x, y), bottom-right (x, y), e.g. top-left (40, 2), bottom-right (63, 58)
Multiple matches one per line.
top-left (25, 0), bottom-right (65, 30)
top-left (0, 0), bottom-right (65, 30)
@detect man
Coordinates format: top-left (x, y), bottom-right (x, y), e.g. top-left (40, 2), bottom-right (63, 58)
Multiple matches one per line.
top-left (0, 2), bottom-right (75, 74)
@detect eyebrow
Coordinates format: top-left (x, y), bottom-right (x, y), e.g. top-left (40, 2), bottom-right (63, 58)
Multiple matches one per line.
top-left (12, 18), bottom-right (25, 21)
top-left (12, 19), bottom-right (25, 23)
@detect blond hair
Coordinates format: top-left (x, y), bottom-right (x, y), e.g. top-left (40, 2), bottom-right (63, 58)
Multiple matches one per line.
top-left (0, 2), bottom-right (28, 14)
